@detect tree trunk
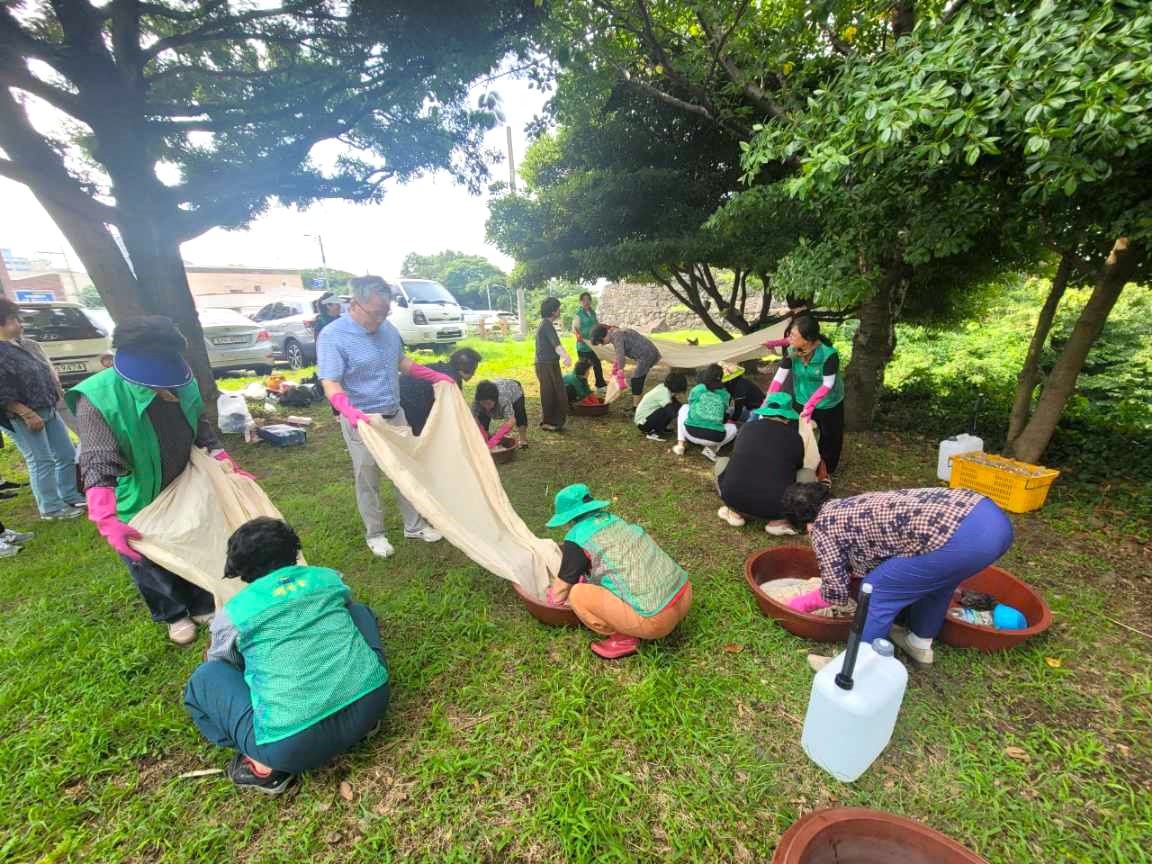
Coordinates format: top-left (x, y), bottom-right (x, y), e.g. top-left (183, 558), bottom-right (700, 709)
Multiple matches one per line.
top-left (1005, 252), bottom-right (1073, 448)
top-left (656, 268), bottom-right (735, 341)
top-left (1006, 237), bottom-right (1142, 464)
top-left (843, 268), bottom-right (908, 432)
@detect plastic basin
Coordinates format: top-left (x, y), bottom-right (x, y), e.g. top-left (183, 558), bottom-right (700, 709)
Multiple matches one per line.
top-left (514, 583), bottom-right (580, 627)
top-left (571, 402), bottom-right (610, 417)
top-left (491, 441), bottom-right (519, 465)
top-left (773, 808), bottom-right (989, 863)
top-left (938, 565), bottom-right (1051, 651)
top-left (744, 547), bottom-right (857, 643)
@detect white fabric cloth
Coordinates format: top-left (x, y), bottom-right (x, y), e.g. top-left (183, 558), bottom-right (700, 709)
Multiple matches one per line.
top-left (592, 320), bottom-right (790, 371)
top-left (353, 382), bottom-right (561, 599)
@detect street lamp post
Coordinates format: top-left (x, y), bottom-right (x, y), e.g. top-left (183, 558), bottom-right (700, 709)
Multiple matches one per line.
top-left (304, 233), bottom-right (328, 290)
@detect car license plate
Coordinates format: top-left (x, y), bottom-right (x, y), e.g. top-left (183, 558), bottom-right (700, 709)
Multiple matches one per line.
top-left (54, 362), bottom-right (89, 374)
top-left (212, 336), bottom-right (249, 345)
top-left (437, 329), bottom-right (462, 339)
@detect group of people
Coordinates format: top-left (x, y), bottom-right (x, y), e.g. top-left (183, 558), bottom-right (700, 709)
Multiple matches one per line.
top-left (0, 279), bottom-right (1017, 795)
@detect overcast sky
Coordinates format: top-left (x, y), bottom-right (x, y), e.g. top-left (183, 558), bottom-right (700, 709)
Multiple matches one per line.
top-left (0, 71), bottom-right (549, 279)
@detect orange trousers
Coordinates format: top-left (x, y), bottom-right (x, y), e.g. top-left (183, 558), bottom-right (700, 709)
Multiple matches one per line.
top-left (568, 582), bottom-right (693, 639)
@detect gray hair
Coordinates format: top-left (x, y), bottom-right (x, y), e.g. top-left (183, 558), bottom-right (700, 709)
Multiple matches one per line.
top-left (349, 275), bottom-right (392, 303)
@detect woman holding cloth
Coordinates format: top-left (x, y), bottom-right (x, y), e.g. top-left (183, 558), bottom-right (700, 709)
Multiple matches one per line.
top-left (767, 316), bottom-right (845, 473)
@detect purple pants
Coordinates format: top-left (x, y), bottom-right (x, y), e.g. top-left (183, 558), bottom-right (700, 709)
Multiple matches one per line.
top-left (861, 498), bottom-right (1014, 643)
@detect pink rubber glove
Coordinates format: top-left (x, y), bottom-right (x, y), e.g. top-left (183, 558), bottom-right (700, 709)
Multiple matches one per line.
top-left (545, 585), bottom-right (570, 608)
top-left (762, 337), bottom-right (789, 349)
top-left (801, 385), bottom-right (830, 421)
top-left (212, 450), bottom-right (256, 480)
top-left (767, 379), bottom-right (783, 395)
top-left (406, 362), bottom-right (455, 385)
top-left (487, 420), bottom-right (515, 449)
top-left (87, 486), bottom-right (143, 561)
top-left (789, 588), bottom-right (831, 614)
top-left (329, 391), bottom-right (370, 427)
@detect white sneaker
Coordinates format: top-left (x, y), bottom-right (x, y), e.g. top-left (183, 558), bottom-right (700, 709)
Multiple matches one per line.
top-left (42, 507), bottom-right (83, 521)
top-left (0, 540), bottom-right (22, 558)
top-left (404, 526), bottom-right (443, 543)
top-left (671, 443), bottom-right (685, 456)
top-left (765, 522), bottom-right (797, 536)
top-left (890, 625), bottom-right (935, 667)
top-left (717, 506), bottom-right (745, 527)
top-left (701, 447), bottom-right (718, 462)
top-left (645, 433), bottom-right (664, 442)
top-left (167, 617), bottom-right (197, 645)
top-left (367, 535), bottom-right (395, 558)
top-left (0, 528), bottom-right (33, 544)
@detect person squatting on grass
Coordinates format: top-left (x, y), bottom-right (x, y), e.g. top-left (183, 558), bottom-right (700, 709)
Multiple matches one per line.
top-left (398, 346), bottom-right (482, 436)
top-left (589, 323), bottom-right (662, 408)
top-left (318, 275), bottom-right (453, 560)
top-left (782, 485), bottom-right (1014, 667)
top-left (535, 296), bottom-right (571, 431)
top-left (473, 378), bottom-right (530, 450)
top-left (563, 358), bottom-right (602, 406)
top-left (67, 316), bottom-right (254, 646)
top-left (184, 518), bottom-right (390, 795)
top-left (633, 372), bottom-right (688, 440)
top-left (544, 484), bottom-right (693, 660)
top-left (673, 363), bottom-right (738, 461)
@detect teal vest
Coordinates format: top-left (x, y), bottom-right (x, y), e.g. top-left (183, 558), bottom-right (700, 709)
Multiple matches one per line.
top-left (575, 306), bottom-right (599, 343)
top-left (790, 342), bottom-right (844, 410)
top-left (226, 566), bottom-right (389, 745)
top-left (563, 372), bottom-right (592, 400)
top-left (686, 384), bottom-right (729, 432)
top-left (565, 513), bottom-right (688, 617)
top-left (66, 369), bottom-right (203, 520)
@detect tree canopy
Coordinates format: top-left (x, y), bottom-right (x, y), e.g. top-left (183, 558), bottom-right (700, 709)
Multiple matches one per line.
top-left (400, 250), bottom-right (508, 309)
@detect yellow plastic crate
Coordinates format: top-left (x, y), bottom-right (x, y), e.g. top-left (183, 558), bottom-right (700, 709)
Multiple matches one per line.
top-left (948, 452), bottom-right (1060, 513)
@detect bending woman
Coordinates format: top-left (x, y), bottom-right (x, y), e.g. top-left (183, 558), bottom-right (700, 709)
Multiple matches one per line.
top-left (590, 324), bottom-right (661, 408)
top-left (768, 316), bottom-right (845, 473)
top-left (781, 484), bottom-right (1013, 667)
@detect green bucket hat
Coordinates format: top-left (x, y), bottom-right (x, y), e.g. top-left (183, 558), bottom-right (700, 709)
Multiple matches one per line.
top-left (753, 391), bottom-right (800, 421)
top-left (546, 483), bottom-right (611, 528)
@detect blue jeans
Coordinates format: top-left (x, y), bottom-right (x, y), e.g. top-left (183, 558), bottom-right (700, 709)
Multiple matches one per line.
top-left (183, 603), bottom-right (390, 773)
top-left (861, 498), bottom-right (1014, 643)
top-left (4, 407), bottom-right (80, 516)
top-left (121, 554), bottom-right (214, 624)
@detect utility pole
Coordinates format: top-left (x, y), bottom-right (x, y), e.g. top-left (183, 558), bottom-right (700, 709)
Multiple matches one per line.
top-left (305, 233), bottom-right (329, 289)
top-left (507, 125), bottom-right (526, 339)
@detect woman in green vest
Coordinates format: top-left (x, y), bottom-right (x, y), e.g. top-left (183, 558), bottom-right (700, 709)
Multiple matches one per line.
top-left (570, 291), bottom-right (607, 389)
top-left (767, 316), bottom-right (845, 472)
top-left (184, 517), bottom-right (390, 795)
top-left (672, 363), bottom-right (738, 461)
top-left (544, 484), bottom-right (693, 659)
top-left (67, 317), bottom-right (253, 645)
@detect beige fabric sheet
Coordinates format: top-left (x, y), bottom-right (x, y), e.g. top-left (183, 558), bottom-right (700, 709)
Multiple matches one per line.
top-left (799, 420), bottom-right (821, 471)
top-left (128, 449), bottom-right (289, 609)
top-left (592, 320), bottom-right (790, 371)
top-left (354, 382), bottom-right (561, 600)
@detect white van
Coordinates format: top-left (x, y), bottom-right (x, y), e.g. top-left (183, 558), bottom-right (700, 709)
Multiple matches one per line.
top-left (387, 277), bottom-right (467, 350)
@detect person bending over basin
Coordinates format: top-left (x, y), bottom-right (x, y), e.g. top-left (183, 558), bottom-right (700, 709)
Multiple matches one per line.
top-left (183, 517), bottom-right (390, 795)
top-left (781, 484), bottom-right (1013, 668)
top-left (545, 484), bottom-right (692, 660)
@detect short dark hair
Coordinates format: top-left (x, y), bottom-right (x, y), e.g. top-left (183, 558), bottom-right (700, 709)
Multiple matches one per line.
top-left (112, 316), bottom-right (188, 354)
top-left (224, 517), bottom-right (302, 583)
top-left (450, 347), bottom-right (482, 374)
top-left (664, 372), bottom-right (688, 394)
top-left (698, 363), bottom-right (724, 390)
top-left (573, 357), bottom-right (591, 376)
top-left (792, 315), bottom-right (831, 346)
top-left (780, 482), bottom-right (833, 531)
top-left (540, 297), bottom-right (561, 318)
top-left (475, 380), bottom-right (499, 403)
top-left (579, 291), bottom-right (592, 302)
top-left (0, 298), bottom-right (19, 326)
top-left (589, 323), bottom-right (610, 345)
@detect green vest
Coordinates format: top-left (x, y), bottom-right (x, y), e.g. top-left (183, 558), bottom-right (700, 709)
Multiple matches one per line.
top-left (66, 369), bottom-right (204, 520)
top-left (563, 372), bottom-right (592, 400)
top-left (685, 384), bottom-right (729, 432)
top-left (565, 512), bottom-right (688, 617)
top-left (790, 342), bottom-right (844, 410)
top-left (226, 565), bottom-right (389, 745)
top-left (575, 307), bottom-right (598, 347)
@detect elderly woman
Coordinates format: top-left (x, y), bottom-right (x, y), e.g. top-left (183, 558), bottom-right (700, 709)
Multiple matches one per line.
top-left (398, 346), bottom-right (482, 435)
top-left (67, 316), bottom-right (253, 645)
top-left (184, 517), bottom-right (389, 795)
top-left (768, 316), bottom-right (845, 473)
top-left (535, 297), bottom-right (571, 431)
top-left (714, 392), bottom-right (824, 534)
top-left (0, 298), bottom-right (84, 520)
top-left (781, 484), bottom-right (1014, 666)
top-left (589, 323), bottom-right (661, 408)
top-left (545, 483), bottom-right (692, 659)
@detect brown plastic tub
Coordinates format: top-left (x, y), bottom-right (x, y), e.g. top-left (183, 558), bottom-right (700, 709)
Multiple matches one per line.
top-left (773, 808), bottom-right (989, 863)
top-left (491, 441), bottom-right (519, 465)
top-left (571, 402), bottom-right (610, 417)
top-left (744, 547), bottom-right (858, 642)
top-left (938, 565), bottom-right (1051, 651)
top-left (514, 583), bottom-right (580, 627)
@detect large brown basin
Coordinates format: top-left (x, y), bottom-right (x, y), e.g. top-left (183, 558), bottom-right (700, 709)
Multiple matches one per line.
top-left (491, 441), bottom-right (519, 464)
top-left (570, 402), bottom-right (610, 417)
top-left (938, 565), bottom-right (1051, 651)
top-left (744, 547), bottom-right (856, 642)
top-left (514, 583), bottom-right (580, 627)
top-left (773, 808), bottom-right (989, 863)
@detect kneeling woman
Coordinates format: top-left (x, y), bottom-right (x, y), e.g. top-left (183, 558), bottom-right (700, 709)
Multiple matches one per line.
top-left (184, 518), bottom-right (390, 794)
top-left (546, 484), bottom-right (692, 659)
top-left (781, 485), bottom-right (1013, 666)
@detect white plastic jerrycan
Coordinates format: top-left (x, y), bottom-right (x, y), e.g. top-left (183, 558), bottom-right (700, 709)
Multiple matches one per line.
top-left (801, 584), bottom-right (909, 782)
top-left (937, 433), bottom-right (984, 481)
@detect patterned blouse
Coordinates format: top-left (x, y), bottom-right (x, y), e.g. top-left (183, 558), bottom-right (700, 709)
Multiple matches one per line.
top-left (810, 488), bottom-right (986, 605)
top-left (0, 338), bottom-right (59, 418)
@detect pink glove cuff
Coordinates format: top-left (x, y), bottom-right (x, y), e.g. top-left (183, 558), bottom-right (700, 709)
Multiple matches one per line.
top-left (212, 450), bottom-right (255, 480)
top-left (329, 392), bottom-right (369, 426)
top-left (407, 363), bottom-right (455, 385)
top-left (86, 486), bottom-right (142, 561)
top-left (762, 337), bottom-right (788, 349)
top-left (487, 420), bottom-right (515, 449)
top-left (802, 385), bottom-right (831, 417)
top-left (789, 588), bottom-right (830, 614)
top-left (767, 379), bottom-right (783, 395)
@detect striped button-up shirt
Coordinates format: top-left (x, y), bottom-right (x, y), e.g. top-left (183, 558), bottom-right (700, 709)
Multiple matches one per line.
top-left (317, 314), bottom-right (403, 415)
top-left (811, 488), bottom-right (986, 605)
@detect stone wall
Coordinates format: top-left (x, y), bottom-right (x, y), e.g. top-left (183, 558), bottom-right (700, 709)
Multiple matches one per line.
top-left (594, 281), bottom-right (767, 333)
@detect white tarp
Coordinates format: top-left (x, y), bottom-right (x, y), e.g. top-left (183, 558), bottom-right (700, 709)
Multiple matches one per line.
top-left (592, 320), bottom-right (790, 371)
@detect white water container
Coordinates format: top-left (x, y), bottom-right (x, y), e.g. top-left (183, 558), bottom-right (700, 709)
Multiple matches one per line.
top-left (801, 638), bottom-right (909, 782)
top-left (937, 433), bottom-right (984, 481)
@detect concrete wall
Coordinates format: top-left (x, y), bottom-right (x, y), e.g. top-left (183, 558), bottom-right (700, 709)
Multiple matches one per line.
top-left (6, 273), bottom-right (67, 301)
top-left (595, 281), bottom-right (767, 333)
top-left (185, 268), bottom-right (303, 297)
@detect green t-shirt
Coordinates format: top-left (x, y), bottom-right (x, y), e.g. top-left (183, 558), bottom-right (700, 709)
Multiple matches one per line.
top-left (634, 384), bottom-right (672, 426)
top-left (685, 384), bottom-right (729, 432)
top-left (563, 372), bottom-right (592, 400)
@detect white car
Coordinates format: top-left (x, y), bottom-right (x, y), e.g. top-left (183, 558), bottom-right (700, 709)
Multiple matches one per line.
top-left (19, 302), bottom-right (112, 384)
top-left (388, 277), bottom-right (467, 349)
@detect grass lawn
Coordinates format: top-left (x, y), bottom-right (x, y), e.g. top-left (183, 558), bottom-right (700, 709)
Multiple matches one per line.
top-left (1, 336), bottom-right (1149, 863)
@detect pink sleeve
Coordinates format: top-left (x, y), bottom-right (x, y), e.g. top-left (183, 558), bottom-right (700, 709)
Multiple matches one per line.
top-left (761, 337), bottom-right (789, 348)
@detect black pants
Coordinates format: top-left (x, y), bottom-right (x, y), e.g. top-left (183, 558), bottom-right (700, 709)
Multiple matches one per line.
top-left (637, 402), bottom-right (679, 437)
top-left (121, 553), bottom-right (215, 623)
top-left (685, 424), bottom-right (726, 443)
top-left (577, 349), bottom-right (607, 388)
top-left (812, 401), bottom-right (845, 473)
